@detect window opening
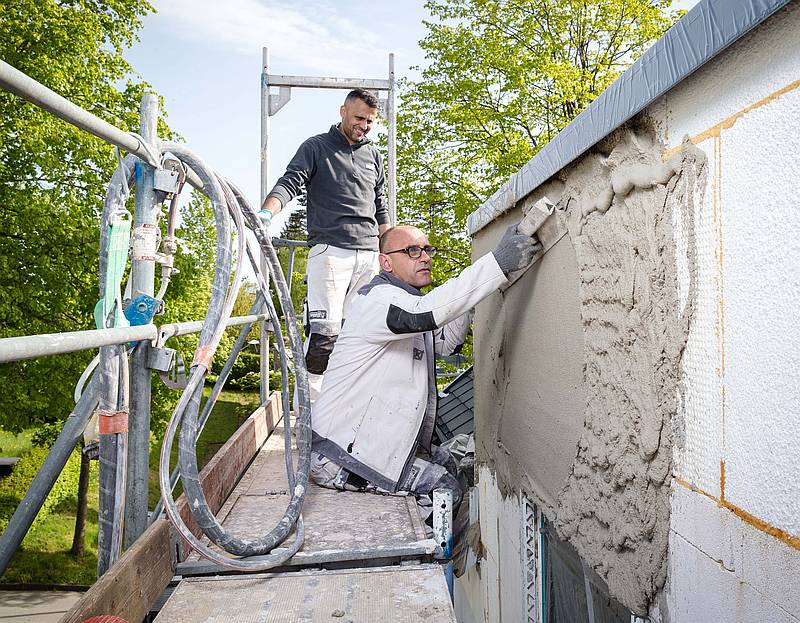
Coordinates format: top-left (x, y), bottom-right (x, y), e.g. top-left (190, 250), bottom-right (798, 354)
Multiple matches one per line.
top-left (539, 516), bottom-right (632, 623)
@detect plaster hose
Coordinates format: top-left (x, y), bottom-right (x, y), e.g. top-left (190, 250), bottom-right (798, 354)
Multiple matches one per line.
top-left (96, 156), bottom-right (136, 575)
top-left (157, 143), bottom-right (311, 570)
top-left (149, 292), bottom-right (266, 524)
top-left (229, 178), bottom-right (301, 489)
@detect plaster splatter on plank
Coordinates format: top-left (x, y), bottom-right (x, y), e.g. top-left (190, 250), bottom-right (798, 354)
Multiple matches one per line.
top-left (155, 565), bottom-right (456, 622)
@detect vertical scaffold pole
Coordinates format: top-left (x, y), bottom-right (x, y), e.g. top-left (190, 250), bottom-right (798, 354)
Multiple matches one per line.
top-left (124, 93), bottom-right (159, 547)
top-left (259, 47), bottom-right (271, 406)
top-left (387, 53), bottom-right (397, 225)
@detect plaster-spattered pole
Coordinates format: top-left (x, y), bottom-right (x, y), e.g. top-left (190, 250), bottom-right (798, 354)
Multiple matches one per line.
top-left (387, 52), bottom-right (397, 225)
top-left (124, 93), bottom-right (160, 548)
top-left (259, 47), bottom-right (272, 406)
top-left (433, 487), bottom-right (454, 598)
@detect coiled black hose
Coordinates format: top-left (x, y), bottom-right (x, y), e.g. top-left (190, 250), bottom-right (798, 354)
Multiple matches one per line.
top-left (156, 143), bottom-right (312, 570)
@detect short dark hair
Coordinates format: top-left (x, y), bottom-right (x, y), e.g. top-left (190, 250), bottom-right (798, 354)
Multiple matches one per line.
top-left (345, 88), bottom-right (379, 110)
top-left (379, 227), bottom-right (398, 253)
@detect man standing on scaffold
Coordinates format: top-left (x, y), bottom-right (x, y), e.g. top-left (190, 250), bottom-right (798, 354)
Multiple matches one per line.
top-left (258, 89), bottom-right (390, 402)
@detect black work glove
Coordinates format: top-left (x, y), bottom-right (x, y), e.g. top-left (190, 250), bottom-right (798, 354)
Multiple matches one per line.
top-left (491, 224), bottom-right (543, 275)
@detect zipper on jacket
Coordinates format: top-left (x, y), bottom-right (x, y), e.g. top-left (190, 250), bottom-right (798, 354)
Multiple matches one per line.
top-left (349, 146), bottom-right (358, 180)
top-left (348, 395), bottom-right (373, 454)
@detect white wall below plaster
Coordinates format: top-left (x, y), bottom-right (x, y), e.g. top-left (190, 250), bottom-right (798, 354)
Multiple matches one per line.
top-left (662, 486), bottom-right (800, 622)
top-left (455, 468), bottom-right (527, 623)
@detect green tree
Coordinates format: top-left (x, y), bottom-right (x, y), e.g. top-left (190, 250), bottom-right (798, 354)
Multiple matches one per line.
top-left (398, 0), bottom-right (682, 283)
top-left (0, 0), bottom-right (157, 432)
top-left (281, 207), bottom-right (308, 242)
top-left (0, 0), bottom-right (222, 566)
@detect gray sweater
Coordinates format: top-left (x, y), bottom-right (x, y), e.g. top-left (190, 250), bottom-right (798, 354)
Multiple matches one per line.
top-left (267, 124), bottom-right (389, 250)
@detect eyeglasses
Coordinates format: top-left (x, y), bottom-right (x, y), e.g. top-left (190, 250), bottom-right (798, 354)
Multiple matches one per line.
top-left (384, 245), bottom-right (438, 259)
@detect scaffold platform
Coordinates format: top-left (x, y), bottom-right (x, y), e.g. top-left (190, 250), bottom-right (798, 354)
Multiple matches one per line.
top-left (153, 418), bottom-right (455, 622)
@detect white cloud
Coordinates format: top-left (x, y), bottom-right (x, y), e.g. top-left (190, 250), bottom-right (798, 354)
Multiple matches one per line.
top-left (153, 0), bottom-right (391, 76)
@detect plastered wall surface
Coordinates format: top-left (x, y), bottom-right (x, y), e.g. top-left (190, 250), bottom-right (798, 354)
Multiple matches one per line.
top-left (469, 4), bottom-right (800, 621)
top-left (473, 223), bottom-right (585, 513)
top-left (552, 134), bottom-right (703, 615)
top-left (474, 126), bottom-right (705, 615)
top-left (664, 3), bottom-right (800, 147)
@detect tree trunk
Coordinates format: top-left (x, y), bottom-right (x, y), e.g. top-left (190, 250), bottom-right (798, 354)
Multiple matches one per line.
top-left (71, 450), bottom-right (90, 557)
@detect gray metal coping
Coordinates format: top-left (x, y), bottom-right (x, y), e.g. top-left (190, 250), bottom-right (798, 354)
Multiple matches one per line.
top-left (467, 0), bottom-right (792, 236)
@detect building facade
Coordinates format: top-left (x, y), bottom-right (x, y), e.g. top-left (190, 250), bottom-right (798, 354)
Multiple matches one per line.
top-left (459, 1), bottom-right (800, 621)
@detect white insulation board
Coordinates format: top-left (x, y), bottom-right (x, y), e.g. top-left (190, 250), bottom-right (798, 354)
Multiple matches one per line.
top-left (720, 86), bottom-right (800, 536)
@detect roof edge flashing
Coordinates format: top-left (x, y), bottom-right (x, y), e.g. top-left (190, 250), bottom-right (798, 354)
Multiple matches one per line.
top-left (467, 0), bottom-right (792, 236)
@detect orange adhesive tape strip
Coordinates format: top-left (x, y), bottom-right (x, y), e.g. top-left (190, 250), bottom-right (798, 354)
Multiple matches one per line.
top-left (98, 410), bottom-right (129, 434)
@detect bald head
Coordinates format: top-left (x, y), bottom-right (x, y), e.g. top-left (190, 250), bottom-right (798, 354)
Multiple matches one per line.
top-left (379, 225), bottom-right (424, 253)
top-left (378, 225), bottom-right (434, 288)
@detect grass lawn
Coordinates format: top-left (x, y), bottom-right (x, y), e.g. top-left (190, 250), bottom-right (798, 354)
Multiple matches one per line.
top-left (1, 464), bottom-right (100, 585)
top-left (0, 429), bottom-right (34, 458)
top-left (0, 388), bottom-right (260, 586)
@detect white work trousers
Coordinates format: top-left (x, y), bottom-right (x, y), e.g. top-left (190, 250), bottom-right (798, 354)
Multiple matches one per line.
top-left (309, 445), bottom-right (463, 521)
top-left (301, 244), bottom-right (378, 404)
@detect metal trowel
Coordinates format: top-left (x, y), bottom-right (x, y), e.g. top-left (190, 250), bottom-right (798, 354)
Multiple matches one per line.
top-left (503, 195), bottom-right (566, 288)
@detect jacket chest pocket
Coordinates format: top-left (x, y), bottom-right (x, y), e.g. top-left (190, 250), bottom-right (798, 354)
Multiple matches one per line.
top-left (354, 157), bottom-right (377, 186)
top-left (411, 335), bottom-right (427, 370)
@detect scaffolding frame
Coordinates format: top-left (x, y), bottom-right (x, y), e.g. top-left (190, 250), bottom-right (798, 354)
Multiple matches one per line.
top-left (259, 47), bottom-right (397, 223)
top-left (257, 48), bottom-right (397, 405)
top-left (0, 58), bottom-right (278, 576)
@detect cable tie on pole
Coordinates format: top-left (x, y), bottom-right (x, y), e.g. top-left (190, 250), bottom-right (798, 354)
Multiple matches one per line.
top-left (98, 409), bottom-right (129, 434)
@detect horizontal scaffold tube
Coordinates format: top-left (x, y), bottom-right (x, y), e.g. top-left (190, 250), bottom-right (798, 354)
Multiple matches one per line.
top-left (0, 59), bottom-right (205, 190)
top-left (0, 314), bottom-right (269, 364)
top-left (0, 326), bottom-right (157, 364)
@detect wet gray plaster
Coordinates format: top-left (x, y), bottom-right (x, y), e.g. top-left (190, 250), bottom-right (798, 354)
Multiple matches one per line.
top-left (473, 227), bottom-right (586, 513)
top-left (473, 122), bottom-right (705, 614)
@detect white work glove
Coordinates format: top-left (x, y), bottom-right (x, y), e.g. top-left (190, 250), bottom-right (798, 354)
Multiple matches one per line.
top-left (491, 224), bottom-right (542, 276)
top-left (256, 209), bottom-right (273, 228)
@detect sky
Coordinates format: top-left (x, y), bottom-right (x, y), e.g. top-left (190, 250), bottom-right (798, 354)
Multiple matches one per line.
top-left (124, 0), bottom-right (700, 234)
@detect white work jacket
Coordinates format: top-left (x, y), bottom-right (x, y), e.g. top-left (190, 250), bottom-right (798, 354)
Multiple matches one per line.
top-left (311, 252), bottom-right (508, 492)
